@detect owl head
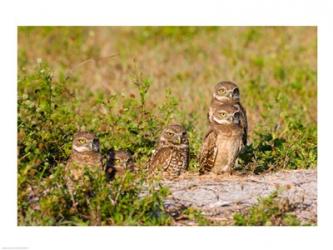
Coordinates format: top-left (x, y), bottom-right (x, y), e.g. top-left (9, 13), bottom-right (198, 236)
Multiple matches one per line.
top-left (72, 132), bottom-right (99, 153)
top-left (211, 104), bottom-right (241, 125)
top-left (213, 81), bottom-right (240, 102)
top-left (159, 124), bottom-right (188, 147)
top-left (112, 150), bottom-right (134, 169)
top-left (106, 149), bottom-right (134, 179)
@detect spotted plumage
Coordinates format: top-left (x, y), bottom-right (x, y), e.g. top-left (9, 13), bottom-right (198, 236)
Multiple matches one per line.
top-left (148, 124), bottom-right (189, 179)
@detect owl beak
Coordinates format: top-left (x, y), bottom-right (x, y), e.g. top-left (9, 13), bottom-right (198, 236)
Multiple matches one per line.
top-left (175, 136), bottom-right (182, 145)
top-left (232, 89), bottom-right (240, 100)
top-left (92, 139), bottom-right (100, 152)
top-left (234, 117), bottom-right (240, 124)
top-left (233, 113), bottom-right (240, 124)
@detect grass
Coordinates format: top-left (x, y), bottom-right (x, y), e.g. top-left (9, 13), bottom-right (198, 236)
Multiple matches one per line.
top-left (18, 26), bottom-right (317, 225)
top-left (233, 191), bottom-right (303, 226)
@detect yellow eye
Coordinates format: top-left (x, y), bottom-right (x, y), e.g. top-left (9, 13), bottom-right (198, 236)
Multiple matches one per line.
top-left (218, 88), bottom-right (226, 95)
top-left (78, 139), bottom-right (86, 144)
top-left (219, 112), bottom-right (226, 117)
top-left (167, 132), bottom-right (173, 136)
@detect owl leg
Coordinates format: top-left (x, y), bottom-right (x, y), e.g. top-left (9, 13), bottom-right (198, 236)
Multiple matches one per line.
top-left (68, 193), bottom-right (78, 214)
top-left (67, 182), bottom-right (78, 211)
top-left (227, 159), bottom-right (238, 175)
top-left (221, 165), bottom-right (232, 174)
top-left (219, 157), bottom-right (236, 175)
top-left (69, 189), bottom-right (79, 209)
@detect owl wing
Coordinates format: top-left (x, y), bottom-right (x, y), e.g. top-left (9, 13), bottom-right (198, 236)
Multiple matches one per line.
top-left (239, 103), bottom-right (248, 146)
top-left (148, 147), bottom-right (173, 174)
top-left (198, 129), bottom-right (218, 174)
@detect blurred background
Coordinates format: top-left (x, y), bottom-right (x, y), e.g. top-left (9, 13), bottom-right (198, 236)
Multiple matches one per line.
top-left (18, 26), bottom-right (317, 133)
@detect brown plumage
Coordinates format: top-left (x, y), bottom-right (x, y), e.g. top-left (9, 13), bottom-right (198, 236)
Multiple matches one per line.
top-left (65, 132), bottom-right (103, 204)
top-left (105, 149), bottom-right (135, 180)
top-left (148, 124), bottom-right (189, 179)
top-left (208, 81), bottom-right (248, 146)
top-left (199, 104), bottom-right (244, 174)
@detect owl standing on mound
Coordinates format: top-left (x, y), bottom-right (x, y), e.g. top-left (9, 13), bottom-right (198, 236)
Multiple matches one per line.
top-left (65, 132), bottom-right (103, 205)
top-left (208, 81), bottom-right (248, 146)
top-left (199, 104), bottom-right (244, 175)
top-left (105, 149), bottom-right (135, 180)
top-left (148, 124), bottom-right (189, 179)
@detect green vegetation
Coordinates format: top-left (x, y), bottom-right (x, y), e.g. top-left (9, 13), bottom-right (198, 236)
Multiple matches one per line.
top-left (18, 27), bottom-right (317, 225)
top-left (233, 191), bottom-right (302, 226)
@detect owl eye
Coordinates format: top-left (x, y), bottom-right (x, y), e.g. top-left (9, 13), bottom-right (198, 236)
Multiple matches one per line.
top-left (78, 139), bottom-right (86, 144)
top-left (219, 112), bottom-right (226, 118)
top-left (218, 88), bottom-right (226, 95)
top-left (166, 132), bottom-right (173, 136)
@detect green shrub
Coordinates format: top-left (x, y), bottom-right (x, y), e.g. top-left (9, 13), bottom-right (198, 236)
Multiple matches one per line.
top-left (233, 191), bottom-right (301, 226)
top-left (17, 63), bottom-right (180, 225)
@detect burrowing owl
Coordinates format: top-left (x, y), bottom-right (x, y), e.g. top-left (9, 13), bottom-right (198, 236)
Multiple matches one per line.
top-left (148, 124), bottom-right (189, 179)
top-left (208, 81), bottom-right (248, 146)
top-left (106, 149), bottom-right (135, 180)
top-left (199, 104), bottom-right (244, 175)
top-left (65, 132), bottom-right (103, 204)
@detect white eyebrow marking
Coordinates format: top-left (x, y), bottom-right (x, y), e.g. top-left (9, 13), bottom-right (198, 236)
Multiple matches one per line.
top-left (73, 145), bottom-right (89, 152)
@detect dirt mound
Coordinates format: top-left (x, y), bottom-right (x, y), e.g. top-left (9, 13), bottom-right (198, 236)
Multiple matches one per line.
top-left (163, 170), bottom-right (317, 225)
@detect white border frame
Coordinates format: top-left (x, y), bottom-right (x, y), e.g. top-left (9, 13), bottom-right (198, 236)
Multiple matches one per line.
top-left (1, 0), bottom-right (332, 249)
